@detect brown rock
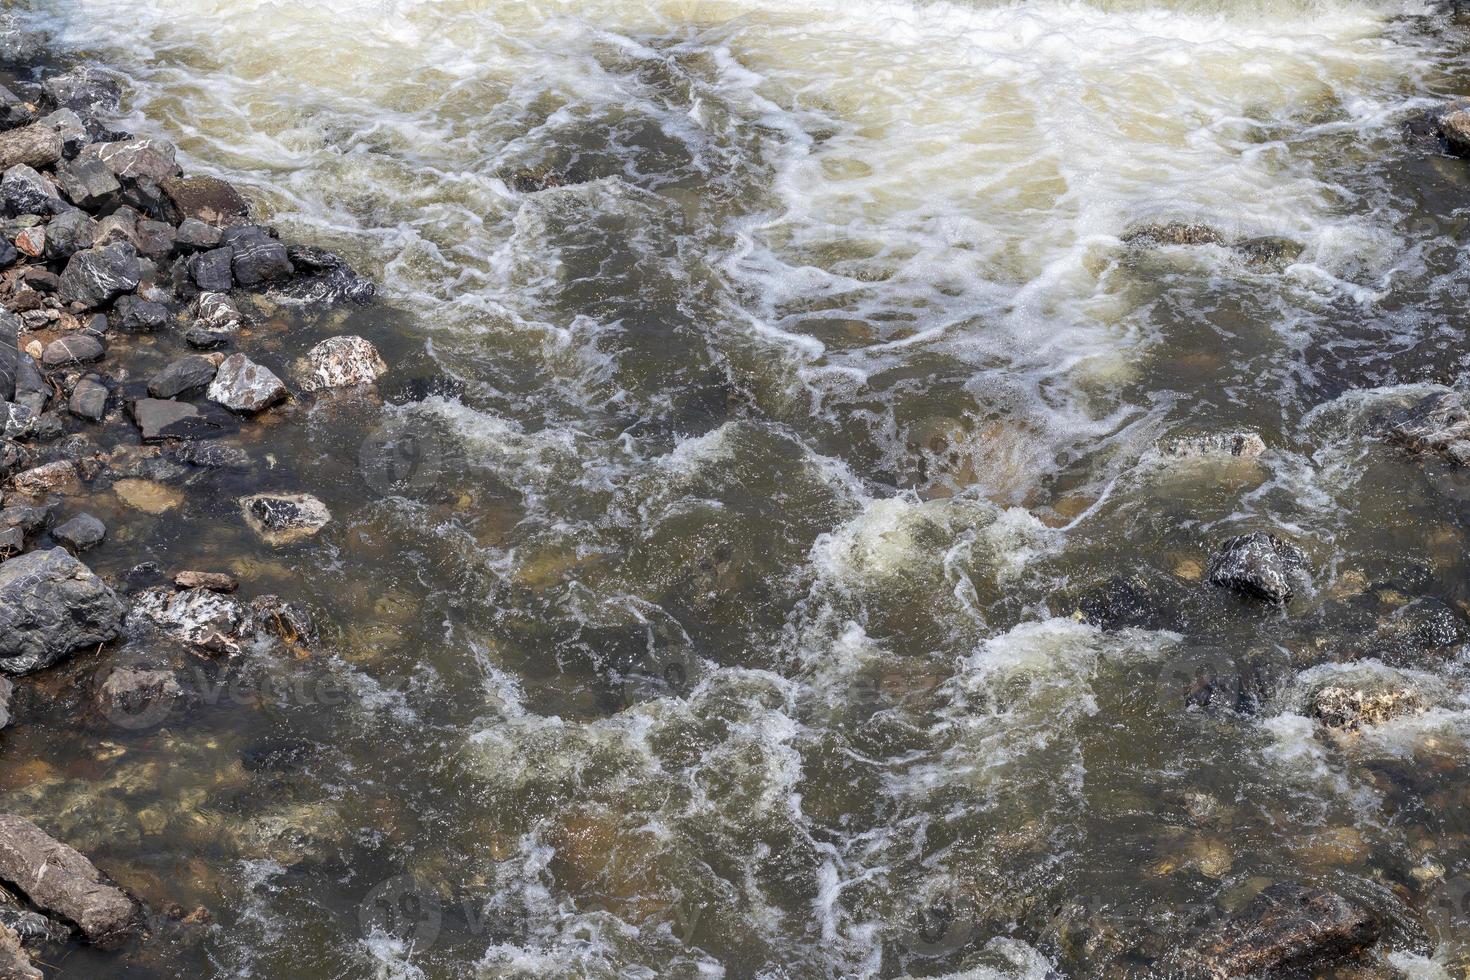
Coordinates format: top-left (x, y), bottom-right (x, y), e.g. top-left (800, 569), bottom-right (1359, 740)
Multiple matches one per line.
top-left (0, 124), bottom-right (61, 172)
top-left (1189, 883), bottom-right (1381, 977)
top-left (159, 175), bottom-right (248, 227)
top-left (173, 570), bottom-right (237, 593)
top-left (0, 814), bottom-right (137, 945)
top-left (0, 920), bottom-right (38, 979)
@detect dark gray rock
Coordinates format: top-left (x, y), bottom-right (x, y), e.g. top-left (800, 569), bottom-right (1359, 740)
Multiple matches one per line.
top-left (52, 513), bottom-right (104, 552)
top-left (276, 245), bottom-right (375, 306)
top-left (0, 547), bottom-right (125, 674)
top-left (0, 813), bottom-right (137, 945)
top-left (40, 108), bottom-right (88, 158)
top-left (0, 237), bottom-right (17, 269)
top-left (173, 217), bottom-right (221, 253)
top-left (134, 218), bottom-right (174, 259)
top-left (0, 677), bottom-right (12, 729)
top-left (0, 504), bottom-right (48, 535)
top-left (189, 246), bottom-right (233, 292)
top-left (91, 207), bottom-right (138, 249)
top-left (184, 326), bottom-right (228, 350)
top-left (0, 400), bottom-right (33, 438)
top-left (252, 594), bottom-right (315, 645)
top-left (57, 240), bottom-right (140, 308)
top-left (222, 225), bottom-right (292, 286)
top-left (0, 528), bottom-right (20, 557)
top-left (44, 208), bottom-right (98, 262)
top-left (168, 440), bottom-right (249, 469)
top-left (1207, 531), bottom-right (1310, 604)
top-left (67, 376), bottom-right (107, 421)
top-left (55, 155), bottom-right (119, 212)
top-left (147, 355), bottom-right (216, 399)
top-left (0, 124), bottom-right (62, 172)
top-left (77, 139), bottom-right (179, 183)
top-left (0, 310), bottom-right (15, 401)
top-left (130, 398), bottom-right (234, 441)
top-left (40, 333), bottom-right (103, 367)
top-left (12, 355), bottom-right (42, 415)
top-left (0, 19), bottom-right (47, 67)
top-left (30, 411), bottom-right (62, 443)
top-left (160, 174), bottom-right (248, 226)
top-left (111, 294), bottom-right (167, 332)
top-left (207, 354), bottom-right (286, 413)
top-left (40, 66), bottom-right (121, 115)
top-left (1187, 883), bottom-right (1380, 977)
top-left (0, 165), bottom-right (60, 217)
top-left (1234, 236), bottom-right (1303, 270)
top-left (0, 84), bottom-right (32, 131)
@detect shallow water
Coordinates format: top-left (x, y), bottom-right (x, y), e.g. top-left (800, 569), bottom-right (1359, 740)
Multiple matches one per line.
top-left (11, 0), bottom-right (1470, 976)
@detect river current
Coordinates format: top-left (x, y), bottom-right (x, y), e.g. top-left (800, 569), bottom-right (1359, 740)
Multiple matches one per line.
top-left (11, 0), bottom-right (1470, 976)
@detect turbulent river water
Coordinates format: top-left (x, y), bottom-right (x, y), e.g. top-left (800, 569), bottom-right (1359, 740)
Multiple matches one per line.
top-left (11, 0), bottom-right (1470, 976)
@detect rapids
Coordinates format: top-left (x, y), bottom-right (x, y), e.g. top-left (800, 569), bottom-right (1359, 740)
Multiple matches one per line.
top-left (9, 0), bottom-right (1470, 976)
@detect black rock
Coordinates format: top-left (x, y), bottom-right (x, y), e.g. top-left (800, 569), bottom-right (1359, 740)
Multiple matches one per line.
top-left (55, 155), bottom-right (119, 212)
top-left (189, 246), bottom-right (233, 292)
top-left (184, 326), bottom-right (229, 350)
top-left (40, 333), bottom-right (104, 367)
top-left (52, 513), bottom-right (104, 552)
top-left (276, 245), bottom-right (375, 306)
top-left (221, 225), bottom-right (292, 286)
top-left (1188, 883), bottom-right (1381, 977)
top-left (0, 22), bottom-right (46, 67)
top-left (30, 411), bottom-right (62, 442)
top-left (111, 294), bottom-right (168, 332)
top-left (11, 356), bottom-right (43, 415)
top-left (0, 237), bottom-right (17, 269)
top-left (167, 440), bottom-right (249, 469)
top-left (40, 109), bottom-right (88, 158)
top-left (18, 267), bottom-right (55, 293)
top-left (40, 66), bottom-right (121, 116)
top-left (130, 397), bottom-right (234, 441)
top-left (0, 310), bottom-right (16, 401)
top-left (0, 400), bottom-right (33, 438)
top-left (0, 164), bottom-right (60, 217)
top-left (43, 208), bottom-right (98, 262)
top-left (67, 375), bottom-right (107, 421)
top-left (1206, 531), bottom-right (1310, 604)
top-left (134, 218), bottom-right (175, 259)
top-left (147, 355), bottom-right (216, 399)
top-left (1077, 574), bottom-right (1182, 631)
top-left (57, 240), bottom-right (141, 308)
top-left (0, 84), bottom-right (32, 131)
top-left (0, 547), bottom-right (125, 674)
top-left (0, 504), bottom-right (48, 535)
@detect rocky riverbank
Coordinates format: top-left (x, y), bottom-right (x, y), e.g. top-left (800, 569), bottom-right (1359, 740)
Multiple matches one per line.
top-left (0, 19), bottom-right (390, 973)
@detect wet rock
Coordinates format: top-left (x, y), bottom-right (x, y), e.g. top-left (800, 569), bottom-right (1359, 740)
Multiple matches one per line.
top-left (1188, 882), bottom-right (1381, 977)
top-left (1076, 574), bottom-right (1183, 631)
top-left (129, 398), bottom-right (234, 441)
top-left (40, 333), bottom-right (103, 367)
top-left (111, 294), bottom-right (167, 332)
top-left (173, 570), bottom-right (236, 592)
top-left (11, 460), bottom-right (76, 496)
top-left (300, 335), bottom-right (386, 391)
top-left (159, 175), bottom-right (248, 227)
top-left (193, 291), bottom-right (240, 332)
top-left (29, 411), bottom-right (62, 444)
top-left (68, 375), bottom-right (108, 421)
top-left (111, 478), bottom-right (183, 515)
top-left (1234, 235), bottom-right (1305, 270)
top-left (1311, 684), bottom-right (1423, 733)
top-left (96, 666), bottom-right (185, 727)
top-left (173, 218), bottom-right (220, 253)
top-left (0, 528), bottom-right (18, 558)
top-left (147, 355), bottom-right (216, 399)
top-left (1123, 222), bottom-right (1225, 247)
top-left (40, 66), bottom-right (121, 116)
top-left (57, 241), bottom-right (140, 309)
top-left (275, 245), bottom-right (375, 306)
top-left (0, 313), bottom-right (15, 402)
top-left (0, 124), bottom-right (61, 173)
top-left (0, 17), bottom-right (46, 67)
top-left (221, 225), bottom-right (292, 286)
top-left (240, 492), bottom-right (331, 546)
top-left (0, 813), bottom-right (136, 945)
top-left (1207, 532), bottom-right (1310, 604)
top-left (77, 138), bottom-right (180, 184)
top-left (1156, 430), bottom-right (1266, 460)
top-left (206, 353), bottom-right (286, 413)
top-left (1383, 391), bottom-right (1470, 465)
top-left (0, 919), bottom-right (38, 980)
top-left (0, 402), bottom-right (33, 439)
top-left (54, 156), bottom-right (119, 212)
top-left (188, 246), bottom-right (233, 293)
top-left (43, 208), bottom-right (98, 262)
top-left (251, 594), bottom-right (315, 646)
top-left (0, 165), bottom-right (60, 217)
top-left (0, 547), bottom-right (125, 674)
top-left (52, 513), bottom-right (104, 552)
top-left (130, 586), bottom-right (250, 655)
top-left (40, 109), bottom-right (88, 159)
top-left (168, 440), bottom-right (248, 469)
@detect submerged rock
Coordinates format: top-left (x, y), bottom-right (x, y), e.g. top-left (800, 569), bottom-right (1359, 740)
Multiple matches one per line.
top-left (1122, 222), bottom-right (1225, 247)
top-left (67, 376), bottom-right (107, 421)
top-left (1186, 882), bottom-right (1380, 977)
top-left (130, 398), bottom-right (235, 441)
top-left (1156, 430), bottom-right (1266, 460)
top-left (1206, 532), bottom-right (1309, 605)
top-left (0, 548), bottom-right (125, 673)
top-left (206, 354), bottom-right (286, 413)
top-left (274, 245), bottom-right (375, 306)
top-left (300, 335), bottom-right (386, 391)
top-left (0, 814), bottom-right (136, 946)
top-left (1311, 684), bottom-right (1423, 733)
top-left (240, 492), bottom-right (331, 546)
top-left (1383, 390), bottom-right (1470, 465)
top-left (147, 355), bottom-right (217, 399)
top-left (52, 513), bottom-right (105, 552)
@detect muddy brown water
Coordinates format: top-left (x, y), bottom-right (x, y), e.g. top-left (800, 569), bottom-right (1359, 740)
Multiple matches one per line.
top-left (4, 0), bottom-right (1470, 977)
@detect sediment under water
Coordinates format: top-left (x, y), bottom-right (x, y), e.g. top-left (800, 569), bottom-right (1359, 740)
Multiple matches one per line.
top-left (12, 0), bottom-right (1470, 976)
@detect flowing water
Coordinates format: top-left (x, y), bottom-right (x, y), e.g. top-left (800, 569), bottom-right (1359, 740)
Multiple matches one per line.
top-left (10, 0), bottom-right (1470, 976)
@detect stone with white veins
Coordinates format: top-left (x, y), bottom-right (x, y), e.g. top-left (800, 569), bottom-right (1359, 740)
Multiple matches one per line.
top-left (301, 335), bottom-right (387, 391)
top-left (57, 241), bottom-right (141, 309)
top-left (240, 492), bottom-right (331, 546)
top-left (130, 585), bottom-right (252, 655)
top-left (207, 353), bottom-right (286, 413)
top-left (0, 165), bottom-right (61, 217)
top-left (77, 138), bottom-right (181, 183)
top-left (41, 333), bottom-right (104, 367)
